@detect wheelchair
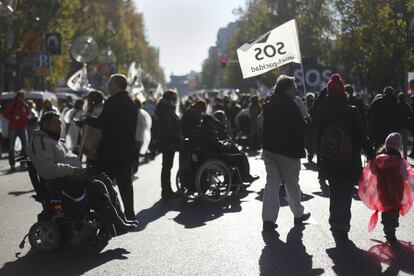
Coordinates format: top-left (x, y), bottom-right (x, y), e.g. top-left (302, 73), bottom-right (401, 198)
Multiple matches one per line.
top-left (175, 139), bottom-right (245, 203)
top-left (20, 160), bottom-right (111, 253)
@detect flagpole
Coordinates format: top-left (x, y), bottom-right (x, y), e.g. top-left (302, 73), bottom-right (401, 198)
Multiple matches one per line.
top-left (300, 62), bottom-right (307, 96)
top-left (293, 19), bottom-right (307, 96)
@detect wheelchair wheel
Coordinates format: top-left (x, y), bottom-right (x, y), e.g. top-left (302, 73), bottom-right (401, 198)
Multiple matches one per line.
top-left (195, 159), bottom-right (232, 203)
top-left (28, 221), bottom-right (61, 253)
top-left (80, 227), bottom-right (110, 253)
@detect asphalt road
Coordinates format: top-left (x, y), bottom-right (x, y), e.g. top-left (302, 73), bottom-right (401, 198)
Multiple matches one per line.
top-left (0, 152), bottom-right (413, 276)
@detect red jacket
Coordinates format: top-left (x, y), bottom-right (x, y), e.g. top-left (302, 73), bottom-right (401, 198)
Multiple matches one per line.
top-left (359, 154), bottom-right (414, 232)
top-left (3, 100), bottom-right (30, 131)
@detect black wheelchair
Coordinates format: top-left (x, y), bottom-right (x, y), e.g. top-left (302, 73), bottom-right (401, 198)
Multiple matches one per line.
top-left (175, 139), bottom-right (245, 203)
top-left (20, 160), bottom-right (112, 253)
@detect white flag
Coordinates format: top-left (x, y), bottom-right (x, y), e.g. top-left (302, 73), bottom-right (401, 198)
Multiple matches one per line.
top-left (67, 64), bottom-right (88, 91)
top-left (127, 62), bottom-right (137, 85)
top-left (237, 19), bottom-right (302, 79)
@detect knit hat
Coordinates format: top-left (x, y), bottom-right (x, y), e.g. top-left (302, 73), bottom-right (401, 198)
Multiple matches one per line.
top-left (385, 132), bottom-right (402, 151)
top-left (327, 74), bottom-right (345, 96)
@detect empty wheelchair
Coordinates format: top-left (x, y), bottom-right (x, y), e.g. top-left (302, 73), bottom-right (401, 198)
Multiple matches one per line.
top-left (21, 160), bottom-right (111, 253)
top-left (175, 139), bottom-right (245, 203)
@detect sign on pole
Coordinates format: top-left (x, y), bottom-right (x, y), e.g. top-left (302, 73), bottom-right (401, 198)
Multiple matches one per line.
top-left (292, 66), bottom-right (333, 91)
top-left (22, 32), bottom-right (42, 54)
top-left (237, 19), bottom-right (302, 79)
top-left (33, 51), bottom-right (51, 75)
top-left (45, 33), bottom-right (62, 55)
top-left (67, 64), bottom-right (88, 91)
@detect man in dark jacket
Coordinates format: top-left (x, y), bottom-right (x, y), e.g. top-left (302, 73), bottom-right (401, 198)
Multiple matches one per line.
top-left (367, 87), bottom-right (399, 148)
top-left (396, 92), bottom-right (412, 159)
top-left (96, 74), bottom-right (138, 222)
top-left (156, 90), bottom-right (183, 199)
top-left (261, 75), bottom-right (311, 231)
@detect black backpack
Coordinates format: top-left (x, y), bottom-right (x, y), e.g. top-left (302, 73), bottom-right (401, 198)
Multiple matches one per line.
top-left (319, 112), bottom-right (352, 162)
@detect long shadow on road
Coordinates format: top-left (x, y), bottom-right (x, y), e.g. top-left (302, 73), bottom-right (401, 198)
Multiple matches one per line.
top-left (260, 225), bottom-right (324, 275)
top-left (326, 240), bottom-right (383, 275)
top-left (136, 190), bottom-right (252, 230)
top-left (0, 247), bottom-right (130, 276)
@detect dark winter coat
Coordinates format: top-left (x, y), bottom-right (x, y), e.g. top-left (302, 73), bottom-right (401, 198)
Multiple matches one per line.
top-left (262, 92), bottom-right (307, 158)
top-left (367, 94), bottom-right (399, 146)
top-left (348, 96), bottom-right (367, 126)
top-left (155, 99), bottom-right (182, 153)
top-left (397, 101), bottom-right (412, 130)
top-left (317, 97), bottom-right (374, 181)
top-left (181, 105), bottom-right (203, 138)
top-left (96, 91), bottom-right (137, 164)
top-left (190, 124), bottom-right (223, 159)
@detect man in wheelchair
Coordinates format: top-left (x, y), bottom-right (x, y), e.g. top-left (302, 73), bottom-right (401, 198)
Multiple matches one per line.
top-left (190, 114), bottom-right (259, 184)
top-left (28, 111), bottom-right (138, 238)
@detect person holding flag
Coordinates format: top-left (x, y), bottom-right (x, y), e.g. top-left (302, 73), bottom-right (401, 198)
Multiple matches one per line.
top-left (261, 75), bottom-right (311, 230)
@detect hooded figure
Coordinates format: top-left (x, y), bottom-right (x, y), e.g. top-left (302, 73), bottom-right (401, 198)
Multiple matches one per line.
top-left (359, 132), bottom-right (414, 241)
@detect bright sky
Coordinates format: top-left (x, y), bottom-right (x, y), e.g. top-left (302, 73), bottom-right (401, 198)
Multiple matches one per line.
top-left (134, 0), bottom-right (246, 78)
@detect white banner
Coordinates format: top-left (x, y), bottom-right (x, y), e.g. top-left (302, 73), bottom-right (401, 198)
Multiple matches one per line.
top-left (237, 19), bottom-right (302, 79)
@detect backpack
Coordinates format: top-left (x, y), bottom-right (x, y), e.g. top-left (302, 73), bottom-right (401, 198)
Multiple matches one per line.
top-left (319, 116), bottom-right (352, 162)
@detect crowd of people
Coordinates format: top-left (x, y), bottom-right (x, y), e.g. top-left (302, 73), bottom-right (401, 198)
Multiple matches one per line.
top-left (178, 74), bottom-right (414, 244)
top-left (2, 72), bottom-right (414, 244)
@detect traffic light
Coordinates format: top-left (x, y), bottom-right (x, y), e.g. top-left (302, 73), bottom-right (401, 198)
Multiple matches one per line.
top-left (220, 57), bottom-right (228, 68)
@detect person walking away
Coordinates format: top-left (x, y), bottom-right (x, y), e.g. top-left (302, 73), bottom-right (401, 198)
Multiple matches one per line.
top-left (95, 74), bottom-right (138, 223)
top-left (367, 87), bottom-right (399, 148)
top-left (359, 133), bottom-right (414, 243)
top-left (144, 99), bottom-right (158, 160)
top-left (3, 91), bottom-right (31, 171)
top-left (227, 100), bottom-right (241, 139)
top-left (304, 93), bottom-right (316, 162)
top-left (156, 90), bottom-right (183, 199)
top-left (311, 88), bottom-right (328, 185)
top-left (80, 91), bottom-right (104, 173)
top-left (60, 96), bottom-right (74, 138)
top-left (64, 99), bottom-right (84, 154)
top-left (261, 75), bottom-right (311, 231)
top-left (26, 99), bottom-right (38, 143)
top-left (39, 99), bottom-right (59, 121)
top-left (346, 85), bottom-right (367, 127)
top-left (249, 95), bottom-right (262, 150)
top-left (396, 92), bottom-right (412, 159)
top-left (133, 98), bottom-right (152, 175)
top-left (318, 74), bottom-right (374, 242)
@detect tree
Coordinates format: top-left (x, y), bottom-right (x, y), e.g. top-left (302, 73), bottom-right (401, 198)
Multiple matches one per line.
top-left (330, 0), bottom-right (414, 92)
top-left (0, 0), bottom-right (165, 90)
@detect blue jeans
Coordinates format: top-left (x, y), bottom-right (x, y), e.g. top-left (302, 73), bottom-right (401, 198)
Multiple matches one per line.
top-left (8, 129), bottom-right (27, 168)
